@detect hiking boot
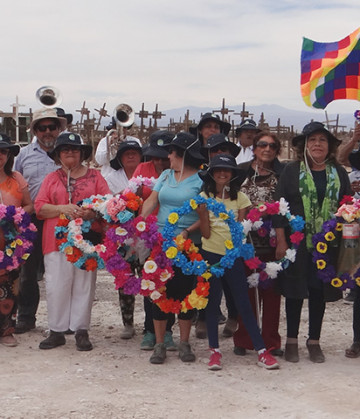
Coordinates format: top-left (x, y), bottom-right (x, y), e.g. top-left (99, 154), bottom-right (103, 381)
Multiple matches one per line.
top-left (14, 321), bottom-right (36, 334)
top-left (150, 343), bottom-right (166, 364)
top-left (258, 348), bottom-right (280, 370)
top-left (120, 325), bottom-right (135, 339)
top-left (39, 331), bottom-right (65, 350)
top-left (75, 329), bottom-right (93, 351)
top-left (222, 318), bottom-right (238, 338)
top-left (178, 341), bottom-right (196, 362)
top-left (195, 320), bottom-right (207, 339)
top-left (164, 331), bottom-right (177, 351)
top-left (140, 331), bottom-right (156, 351)
top-left (208, 349), bottom-right (222, 370)
top-left (306, 340), bottom-right (325, 363)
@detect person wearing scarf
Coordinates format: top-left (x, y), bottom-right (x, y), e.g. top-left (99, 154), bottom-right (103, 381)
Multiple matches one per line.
top-left (273, 122), bottom-right (351, 363)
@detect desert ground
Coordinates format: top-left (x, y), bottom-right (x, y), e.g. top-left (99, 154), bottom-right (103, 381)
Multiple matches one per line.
top-left (1, 270), bottom-right (358, 419)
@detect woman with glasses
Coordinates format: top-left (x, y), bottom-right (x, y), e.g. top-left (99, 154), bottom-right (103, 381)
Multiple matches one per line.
top-left (35, 133), bottom-right (110, 351)
top-left (0, 134), bottom-right (33, 347)
top-left (233, 132), bottom-right (285, 358)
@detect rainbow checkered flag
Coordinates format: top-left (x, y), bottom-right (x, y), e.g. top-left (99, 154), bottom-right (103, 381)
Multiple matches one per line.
top-left (301, 28), bottom-right (360, 109)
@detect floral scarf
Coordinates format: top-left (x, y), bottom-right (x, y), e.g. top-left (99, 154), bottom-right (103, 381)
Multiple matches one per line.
top-left (299, 161), bottom-right (340, 249)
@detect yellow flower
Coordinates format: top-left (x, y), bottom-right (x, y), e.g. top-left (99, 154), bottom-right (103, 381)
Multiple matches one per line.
top-left (316, 259), bottom-right (326, 270)
top-left (335, 223), bottom-right (343, 231)
top-left (64, 246), bottom-right (73, 255)
top-left (10, 241), bottom-right (16, 248)
top-left (219, 212), bottom-right (229, 220)
top-left (355, 277), bottom-right (360, 287)
top-left (165, 246), bottom-right (178, 259)
top-left (16, 239), bottom-right (23, 246)
top-left (188, 291), bottom-right (208, 310)
top-left (316, 242), bottom-right (327, 253)
top-left (190, 199), bottom-right (198, 210)
top-left (331, 277), bottom-right (343, 288)
top-left (224, 240), bottom-right (234, 250)
top-left (202, 271), bottom-right (212, 280)
top-left (6, 248), bottom-right (13, 256)
top-left (181, 301), bottom-right (189, 313)
top-left (168, 213), bottom-right (179, 224)
top-left (22, 253), bottom-right (30, 260)
top-left (324, 232), bottom-right (335, 241)
top-left (174, 235), bottom-right (185, 248)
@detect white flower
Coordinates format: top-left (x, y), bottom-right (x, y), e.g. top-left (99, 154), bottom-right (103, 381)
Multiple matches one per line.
top-left (285, 248), bottom-right (297, 263)
top-left (150, 290), bottom-right (162, 301)
top-left (247, 273), bottom-right (259, 288)
top-left (252, 221), bottom-right (263, 231)
top-left (264, 262), bottom-right (282, 279)
top-left (141, 279), bottom-right (155, 290)
top-left (144, 260), bottom-right (158, 273)
top-left (136, 221), bottom-right (146, 232)
top-left (269, 228), bottom-right (276, 237)
top-left (279, 198), bottom-right (289, 216)
top-left (159, 270), bottom-right (172, 282)
top-left (115, 227), bottom-right (127, 236)
top-left (242, 219), bottom-right (252, 236)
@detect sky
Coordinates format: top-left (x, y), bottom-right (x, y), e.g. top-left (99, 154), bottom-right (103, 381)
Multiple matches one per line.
top-left (1, 0), bottom-right (360, 125)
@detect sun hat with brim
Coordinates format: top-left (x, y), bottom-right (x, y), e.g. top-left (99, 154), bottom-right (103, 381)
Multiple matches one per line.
top-left (0, 133), bottom-right (20, 156)
top-left (143, 130), bottom-right (174, 159)
top-left (48, 133), bottom-right (92, 161)
top-left (30, 107), bottom-right (67, 134)
top-left (189, 112), bottom-right (231, 137)
top-left (163, 132), bottom-right (205, 161)
top-left (55, 107), bottom-right (73, 125)
top-left (235, 119), bottom-right (261, 136)
top-left (198, 153), bottom-right (241, 182)
top-left (110, 140), bottom-right (142, 170)
top-left (201, 133), bottom-right (240, 158)
top-left (292, 121), bottom-right (341, 147)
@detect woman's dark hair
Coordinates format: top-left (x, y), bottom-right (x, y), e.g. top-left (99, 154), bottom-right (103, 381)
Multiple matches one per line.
top-left (4, 153), bottom-right (14, 176)
top-left (253, 131), bottom-right (281, 156)
top-left (293, 130), bottom-right (338, 165)
top-left (202, 169), bottom-right (242, 201)
top-left (171, 146), bottom-right (203, 170)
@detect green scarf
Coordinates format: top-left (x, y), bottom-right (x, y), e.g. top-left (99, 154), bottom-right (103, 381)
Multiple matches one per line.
top-left (299, 161), bottom-right (340, 249)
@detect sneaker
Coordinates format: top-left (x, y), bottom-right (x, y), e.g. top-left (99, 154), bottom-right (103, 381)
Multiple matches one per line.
top-left (195, 320), bottom-right (207, 339)
top-left (208, 349), bottom-right (222, 370)
top-left (120, 325), bottom-right (135, 339)
top-left (14, 321), bottom-right (36, 334)
top-left (0, 334), bottom-right (18, 347)
top-left (178, 341), bottom-right (196, 362)
top-left (140, 331), bottom-right (156, 351)
top-left (75, 329), bottom-right (93, 351)
top-left (164, 331), bottom-right (177, 351)
top-left (222, 318), bottom-right (238, 337)
top-left (150, 343), bottom-right (166, 364)
top-left (39, 331), bottom-right (66, 350)
top-left (258, 349), bottom-right (280, 370)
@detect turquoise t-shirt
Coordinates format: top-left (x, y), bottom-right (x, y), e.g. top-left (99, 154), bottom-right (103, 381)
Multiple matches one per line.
top-left (153, 169), bottom-right (203, 243)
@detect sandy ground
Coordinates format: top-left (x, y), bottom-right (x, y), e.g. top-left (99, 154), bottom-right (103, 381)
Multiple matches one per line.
top-left (1, 270), bottom-right (358, 419)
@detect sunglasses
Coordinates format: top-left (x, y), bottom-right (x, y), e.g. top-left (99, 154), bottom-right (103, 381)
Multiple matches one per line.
top-left (60, 146), bottom-right (81, 153)
top-left (211, 145), bottom-right (230, 153)
top-left (36, 124), bottom-right (58, 132)
top-left (256, 141), bottom-right (278, 150)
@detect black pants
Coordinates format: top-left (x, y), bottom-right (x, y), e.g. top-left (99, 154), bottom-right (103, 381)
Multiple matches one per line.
top-left (353, 286), bottom-right (360, 342)
top-left (143, 297), bottom-right (175, 333)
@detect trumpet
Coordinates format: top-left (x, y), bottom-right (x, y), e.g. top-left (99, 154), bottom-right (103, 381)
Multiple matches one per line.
top-left (106, 103), bottom-right (135, 161)
top-left (36, 85), bottom-right (62, 108)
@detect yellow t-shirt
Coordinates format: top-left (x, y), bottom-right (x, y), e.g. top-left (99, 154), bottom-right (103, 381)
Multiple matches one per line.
top-left (200, 191), bottom-right (251, 255)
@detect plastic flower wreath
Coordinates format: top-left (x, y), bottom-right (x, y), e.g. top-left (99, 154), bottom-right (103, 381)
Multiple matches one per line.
top-left (242, 198), bottom-right (305, 288)
top-left (312, 196), bottom-right (360, 290)
top-left (123, 176), bottom-right (157, 194)
top-left (0, 205), bottom-right (37, 271)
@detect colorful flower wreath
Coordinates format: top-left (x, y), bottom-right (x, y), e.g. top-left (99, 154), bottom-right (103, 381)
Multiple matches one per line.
top-left (123, 176), bottom-right (157, 194)
top-left (0, 205), bottom-right (37, 271)
top-left (242, 198), bottom-right (305, 288)
top-left (55, 214), bottom-right (105, 271)
top-left (312, 196), bottom-right (360, 290)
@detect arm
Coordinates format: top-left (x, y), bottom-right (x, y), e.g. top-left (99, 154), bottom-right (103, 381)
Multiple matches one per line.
top-left (337, 122), bottom-right (360, 166)
top-left (140, 190), bottom-right (159, 218)
top-left (275, 227), bottom-right (288, 259)
top-left (37, 203), bottom-right (80, 220)
top-left (21, 187), bottom-right (34, 214)
top-left (238, 205), bottom-right (250, 222)
top-left (95, 136), bottom-right (112, 166)
top-left (195, 204), bottom-right (210, 239)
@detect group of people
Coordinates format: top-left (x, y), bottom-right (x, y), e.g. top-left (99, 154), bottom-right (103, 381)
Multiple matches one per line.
top-left (1, 106), bottom-right (360, 372)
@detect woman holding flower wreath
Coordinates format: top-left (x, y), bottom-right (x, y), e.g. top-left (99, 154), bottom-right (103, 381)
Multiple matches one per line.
top-left (0, 134), bottom-right (33, 347)
top-left (274, 122), bottom-right (351, 363)
top-left (141, 132), bottom-right (204, 364)
top-left (35, 133), bottom-right (110, 351)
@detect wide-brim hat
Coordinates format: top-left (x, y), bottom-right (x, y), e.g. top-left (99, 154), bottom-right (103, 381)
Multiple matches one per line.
top-left (143, 130), bottom-right (174, 159)
top-left (292, 121), bottom-right (341, 147)
top-left (201, 133), bottom-right (240, 158)
top-left (0, 133), bottom-right (20, 156)
top-left (235, 119), bottom-right (261, 136)
top-left (110, 140), bottom-right (142, 170)
top-left (48, 133), bottom-right (92, 160)
top-left (30, 107), bottom-right (67, 134)
top-left (198, 153), bottom-right (241, 181)
top-left (189, 112), bottom-right (231, 137)
top-left (55, 107), bottom-right (73, 125)
top-left (163, 132), bottom-right (205, 161)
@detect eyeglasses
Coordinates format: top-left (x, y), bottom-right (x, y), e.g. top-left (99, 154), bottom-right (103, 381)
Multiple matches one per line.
top-left (256, 141), bottom-right (278, 150)
top-left (60, 147), bottom-right (81, 153)
top-left (211, 145), bottom-right (230, 153)
top-left (0, 149), bottom-right (9, 156)
top-left (36, 124), bottom-right (58, 132)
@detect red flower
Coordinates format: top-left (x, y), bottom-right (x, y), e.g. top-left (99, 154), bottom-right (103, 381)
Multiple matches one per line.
top-left (85, 258), bottom-right (98, 271)
top-left (340, 195), bottom-right (354, 206)
top-left (290, 231), bottom-right (304, 245)
top-left (244, 257), bottom-right (262, 270)
top-left (265, 202), bottom-right (280, 214)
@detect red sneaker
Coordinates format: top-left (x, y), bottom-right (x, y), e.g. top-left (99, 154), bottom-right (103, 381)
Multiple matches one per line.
top-left (258, 348), bottom-right (280, 370)
top-left (208, 349), bottom-right (222, 370)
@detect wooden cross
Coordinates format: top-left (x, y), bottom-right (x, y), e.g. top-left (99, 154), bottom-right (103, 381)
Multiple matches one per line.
top-left (76, 101), bottom-right (90, 128)
top-left (94, 103), bottom-right (110, 131)
top-left (151, 104), bottom-right (166, 129)
top-left (213, 98), bottom-right (234, 121)
top-left (233, 102), bottom-right (253, 122)
top-left (136, 103), bottom-right (150, 133)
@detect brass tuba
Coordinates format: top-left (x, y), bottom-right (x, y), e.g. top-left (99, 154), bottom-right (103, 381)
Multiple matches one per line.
top-left (106, 103), bottom-right (135, 160)
top-left (36, 85), bottom-right (62, 108)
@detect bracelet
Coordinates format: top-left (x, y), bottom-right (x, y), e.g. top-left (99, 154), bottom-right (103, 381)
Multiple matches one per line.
top-left (184, 228), bottom-right (190, 234)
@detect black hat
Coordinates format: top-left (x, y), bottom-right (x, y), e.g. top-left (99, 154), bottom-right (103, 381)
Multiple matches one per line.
top-left (143, 130), bottom-right (174, 159)
top-left (292, 121), bottom-right (341, 147)
top-left (110, 140), bottom-right (142, 170)
top-left (106, 117), bottom-right (116, 131)
top-left (48, 133), bottom-right (92, 160)
top-left (163, 132), bottom-right (205, 161)
top-left (189, 112), bottom-right (231, 137)
top-left (201, 133), bottom-right (240, 158)
top-left (0, 133), bottom-right (20, 156)
top-left (235, 119), bottom-right (260, 136)
top-left (55, 107), bottom-right (73, 125)
top-left (199, 153), bottom-right (241, 181)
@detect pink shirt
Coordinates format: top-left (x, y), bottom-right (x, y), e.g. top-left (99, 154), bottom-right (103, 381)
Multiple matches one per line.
top-left (132, 161), bottom-right (160, 215)
top-left (35, 168), bottom-right (110, 254)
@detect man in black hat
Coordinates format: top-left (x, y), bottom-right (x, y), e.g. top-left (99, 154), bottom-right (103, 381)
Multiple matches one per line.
top-left (235, 119), bottom-right (261, 164)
